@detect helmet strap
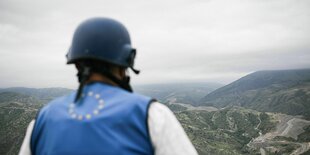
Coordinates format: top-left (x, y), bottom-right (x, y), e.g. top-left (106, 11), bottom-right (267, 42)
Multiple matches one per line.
top-left (130, 66), bottom-right (140, 74)
top-left (75, 65), bottom-right (91, 103)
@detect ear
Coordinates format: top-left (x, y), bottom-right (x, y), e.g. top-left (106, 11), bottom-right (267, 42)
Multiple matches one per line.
top-left (119, 67), bottom-right (126, 78)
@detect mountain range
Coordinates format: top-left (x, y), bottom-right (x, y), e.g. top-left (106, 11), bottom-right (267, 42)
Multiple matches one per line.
top-left (199, 68), bottom-right (310, 118)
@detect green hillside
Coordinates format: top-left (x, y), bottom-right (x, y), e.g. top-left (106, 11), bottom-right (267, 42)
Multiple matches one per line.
top-left (172, 106), bottom-right (276, 155)
top-left (0, 89), bottom-right (71, 155)
top-left (0, 92), bottom-right (40, 104)
top-left (0, 87), bottom-right (73, 102)
top-left (0, 92), bottom-right (43, 155)
top-left (199, 69), bottom-right (310, 118)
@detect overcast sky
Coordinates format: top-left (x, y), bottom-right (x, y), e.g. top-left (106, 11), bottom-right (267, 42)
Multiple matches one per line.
top-left (0, 0), bottom-right (309, 88)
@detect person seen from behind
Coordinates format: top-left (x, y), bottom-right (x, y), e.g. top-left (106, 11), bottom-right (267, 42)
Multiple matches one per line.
top-left (19, 17), bottom-right (198, 155)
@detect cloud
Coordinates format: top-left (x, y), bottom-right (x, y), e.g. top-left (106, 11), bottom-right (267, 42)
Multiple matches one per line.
top-left (0, 0), bottom-right (310, 88)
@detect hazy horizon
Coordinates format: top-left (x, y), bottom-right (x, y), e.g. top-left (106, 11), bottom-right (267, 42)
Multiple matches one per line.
top-left (1, 67), bottom-right (310, 90)
top-left (1, 0), bottom-right (310, 88)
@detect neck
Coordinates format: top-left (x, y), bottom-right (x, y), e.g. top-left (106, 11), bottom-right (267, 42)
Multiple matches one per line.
top-left (87, 73), bottom-right (119, 86)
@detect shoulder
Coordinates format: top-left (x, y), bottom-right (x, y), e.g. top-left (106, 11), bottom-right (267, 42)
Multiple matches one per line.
top-left (32, 93), bottom-right (75, 138)
top-left (148, 102), bottom-right (176, 127)
top-left (147, 103), bottom-right (199, 155)
top-left (149, 102), bottom-right (170, 111)
top-left (37, 92), bottom-right (75, 118)
top-left (149, 102), bottom-right (173, 116)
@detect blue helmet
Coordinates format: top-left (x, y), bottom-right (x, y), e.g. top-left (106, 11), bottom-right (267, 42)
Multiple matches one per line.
top-left (66, 17), bottom-right (137, 70)
top-left (67, 18), bottom-right (139, 102)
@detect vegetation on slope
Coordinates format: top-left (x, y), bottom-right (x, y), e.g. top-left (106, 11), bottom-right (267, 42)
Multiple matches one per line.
top-left (0, 89), bottom-right (70, 155)
top-left (174, 106), bottom-right (276, 155)
top-left (0, 93), bottom-right (43, 155)
top-left (0, 87), bottom-right (73, 102)
top-left (200, 69), bottom-right (310, 118)
top-left (297, 125), bottom-right (310, 142)
top-left (258, 112), bottom-right (276, 134)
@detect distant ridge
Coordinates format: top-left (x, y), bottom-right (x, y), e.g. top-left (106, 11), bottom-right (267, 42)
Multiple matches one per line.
top-left (134, 82), bottom-right (223, 105)
top-left (0, 87), bottom-right (73, 101)
top-left (199, 68), bottom-right (310, 118)
top-left (0, 92), bottom-right (41, 104)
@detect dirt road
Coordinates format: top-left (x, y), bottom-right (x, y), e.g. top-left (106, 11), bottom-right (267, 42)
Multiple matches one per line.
top-left (290, 143), bottom-right (310, 155)
top-left (249, 114), bottom-right (310, 155)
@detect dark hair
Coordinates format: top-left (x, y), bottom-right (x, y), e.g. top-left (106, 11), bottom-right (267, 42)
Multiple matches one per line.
top-left (74, 59), bottom-right (130, 102)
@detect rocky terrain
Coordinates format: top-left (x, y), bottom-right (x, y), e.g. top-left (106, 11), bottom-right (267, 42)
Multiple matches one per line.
top-left (247, 113), bottom-right (310, 155)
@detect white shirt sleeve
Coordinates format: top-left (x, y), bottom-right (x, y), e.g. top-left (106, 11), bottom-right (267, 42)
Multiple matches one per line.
top-left (148, 102), bottom-right (198, 155)
top-left (19, 120), bottom-right (35, 155)
top-left (19, 102), bottom-right (198, 155)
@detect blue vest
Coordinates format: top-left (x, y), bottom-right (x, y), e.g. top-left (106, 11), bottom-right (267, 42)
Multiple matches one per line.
top-left (31, 82), bottom-right (154, 155)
